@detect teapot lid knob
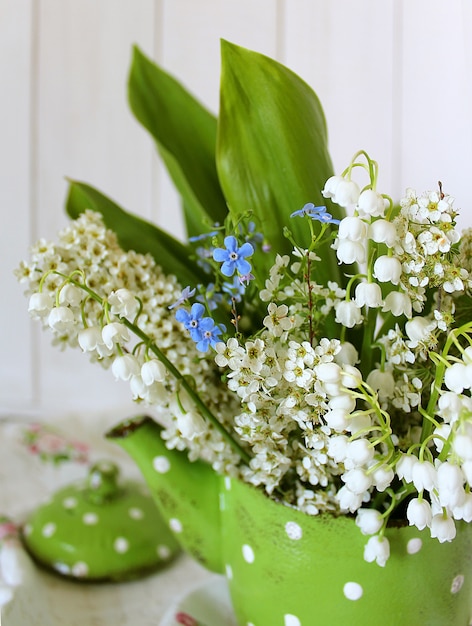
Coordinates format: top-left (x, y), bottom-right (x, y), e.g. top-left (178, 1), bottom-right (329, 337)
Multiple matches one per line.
top-left (85, 461), bottom-right (120, 504)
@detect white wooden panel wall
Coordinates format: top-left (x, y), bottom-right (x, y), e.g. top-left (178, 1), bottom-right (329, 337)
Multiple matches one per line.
top-left (2, 0), bottom-right (472, 420)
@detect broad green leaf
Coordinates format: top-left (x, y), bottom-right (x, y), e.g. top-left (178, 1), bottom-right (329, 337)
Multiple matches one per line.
top-left (65, 180), bottom-right (206, 287)
top-left (217, 41), bottom-right (343, 286)
top-left (128, 46), bottom-right (228, 238)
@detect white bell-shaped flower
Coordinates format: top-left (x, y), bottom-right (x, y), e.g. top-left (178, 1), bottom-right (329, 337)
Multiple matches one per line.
top-left (141, 359), bottom-right (167, 386)
top-left (395, 453), bottom-right (417, 482)
top-left (373, 255), bottom-right (402, 284)
top-left (324, 408), bottom-right (350, 432)
top-left (108, 288), bottom-right (139, 319)
top-left (452, 493), bottom-right (472, 522)
top-left (368, 219), bottom-right (397, 247)
top-left (405, 317), bottom-right (435, 347)
top-left (48, 306), bottom-right (76, 331)
top-left (111, 354), bottom-right (140, 381)
top-left (321, 175), bottom-right (344, 199)
top-left (363, 535), bottom-right (390, 567)
top-left (345, 439), bottom-right (374, 468)
top-left (340, 365), bottom-right (362, 389)
top-left (382, 291), bottom-right (412, 318)
top-left (327, 435), bottom-right (349, 463)
top-left (334, 239), bottom-right (366, 264)
top-left (78, 326), bottom-right (104, 352)
top-left (338, 216), bottom-right (368, 241)
top-left (453, 432), bottom-right (472, 461)
top-left (28, 292), bottom-right (54, 317)
top-left (176, 410), bottom-right (206, 440)
top-left (437, 462), bottom-right (465, 508)
top-left (355, 509), bottom-right (383, 535)
top-left (357, 189), bottom-right (387, 217)
top-left (366, 368), bottom-right (395, 400)
top-left (334, 342), bottom-right (359, 366)
top-left (334, 179), bottom-right (361, 207)
top-left (411, 459), bottom-right (437, 492)
top-left (355, 282), bottom-right (383, 308)
top-left (328, 393), bottom-right (356, 413)
top-left (371, 464), bottom-right (395, 492)
top-left (102, 322), bottom-right (130, 349)
top-left (444, 362), bottom-right (472, 394)
top-left (316, 362), bottom-right (342, 384)
top-left (335, 300), bottom-right (363, 328)
top-left (336, 485), bottom-right (364, 513)
top-left (58, 283), bottom-right (83, 307)
top-left (437, 391), bottom-right (464, 423)
top-left (406, 498), bottom-right (432, 530)
top-left (430, 513), bottom-right (456, 543)
top-left (342, 468), bottom-right (373, 495)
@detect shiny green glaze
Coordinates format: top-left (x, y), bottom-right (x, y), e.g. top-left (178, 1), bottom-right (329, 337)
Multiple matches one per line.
top-left (109, 416), bottom-right (472, 624)
top-left (22, 460), bottom-right (180, 581)
top-left (107, 416), bottom-right (223, 573)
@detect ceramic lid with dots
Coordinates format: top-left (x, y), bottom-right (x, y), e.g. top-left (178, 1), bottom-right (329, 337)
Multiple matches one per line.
top-left (21, 460), bottom-right (180, 582)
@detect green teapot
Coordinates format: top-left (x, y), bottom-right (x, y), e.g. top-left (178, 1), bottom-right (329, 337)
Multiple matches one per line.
top-left (107, 415), bottom-right (472, 626)
top-left (22, 459), bottom-right (180, 582)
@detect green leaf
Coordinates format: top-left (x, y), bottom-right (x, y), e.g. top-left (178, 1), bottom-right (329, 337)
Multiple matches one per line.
top-left (128, 46), bottom-right (228, 238)
top-left (65, 180), bottom-right (206, 287)
top-left (217, 41), bottom-right (343, 285)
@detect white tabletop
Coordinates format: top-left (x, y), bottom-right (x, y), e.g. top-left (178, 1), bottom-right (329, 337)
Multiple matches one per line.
top-left (0, 417), bottom-right (215, 625)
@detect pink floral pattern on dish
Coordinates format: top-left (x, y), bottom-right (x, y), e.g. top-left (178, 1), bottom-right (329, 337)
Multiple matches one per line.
top-left (21, 423), bottom-right (89, 465)
top-left (175, 612), bottom-right (199, 626)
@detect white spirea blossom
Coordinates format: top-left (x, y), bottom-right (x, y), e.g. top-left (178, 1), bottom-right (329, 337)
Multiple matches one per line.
top-left (17, 210), bottom-right (242, 477)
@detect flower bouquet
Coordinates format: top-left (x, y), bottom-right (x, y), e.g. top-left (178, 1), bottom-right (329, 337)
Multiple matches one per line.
top-left (16, 41), bottom-right (472, 623)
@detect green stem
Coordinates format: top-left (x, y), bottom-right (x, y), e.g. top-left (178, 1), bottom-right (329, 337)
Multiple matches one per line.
top-left (66, 275), bottom-right (252, 465)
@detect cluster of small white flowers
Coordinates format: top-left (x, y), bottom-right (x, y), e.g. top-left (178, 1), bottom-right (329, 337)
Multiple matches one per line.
top-left (393, 188), bottom-right (471, 312)
top-left (17, 155), bottom-right (472, 568)
top-left (17, 210), bottom-right (241, 474)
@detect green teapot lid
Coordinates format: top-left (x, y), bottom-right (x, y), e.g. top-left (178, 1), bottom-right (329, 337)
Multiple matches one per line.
top-left (22, 460), bottom-right (180, 582)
